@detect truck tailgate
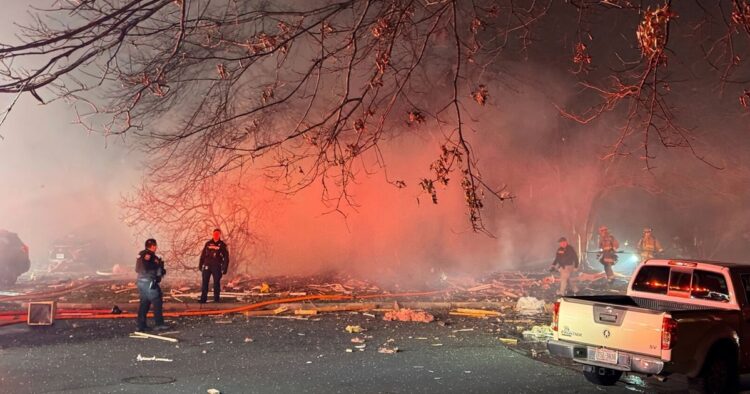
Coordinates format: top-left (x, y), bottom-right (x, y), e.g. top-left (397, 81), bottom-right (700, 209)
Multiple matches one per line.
top-left (557, 298), bottom-right (665, 358)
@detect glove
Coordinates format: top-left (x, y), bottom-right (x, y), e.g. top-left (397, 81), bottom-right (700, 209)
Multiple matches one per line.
top-left (222, 269), bottom-right (227, 275)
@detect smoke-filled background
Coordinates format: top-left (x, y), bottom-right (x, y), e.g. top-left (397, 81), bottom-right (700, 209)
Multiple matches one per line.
top-left (0, 2), bottom-right (142, 268)
top-left (253, 57), bottom-right (750, 283)
top-left (2, 1), bottom-right (749, 282)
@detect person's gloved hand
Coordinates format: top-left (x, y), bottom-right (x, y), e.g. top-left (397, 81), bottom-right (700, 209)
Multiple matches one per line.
top-left (222, 269), bottom-right (227, 275)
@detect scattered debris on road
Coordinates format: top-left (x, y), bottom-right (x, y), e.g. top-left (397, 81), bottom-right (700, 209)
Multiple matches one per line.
top-left (345, 325), bottom-right (363, 333)
top-left (515, 296), bottom-right (545, 315)
top-left (378, 345), bottom-right (399, 354)
top-left (522, 325), bottom-right (554, 342)
top-left (130, 331), bottom-right (179, 343)
top-left (449, 308), bottom-right (501, 318)
top-left (136, 354), bottom-right (173, 362)
top-left (383, 309), bottom-right (434, 323)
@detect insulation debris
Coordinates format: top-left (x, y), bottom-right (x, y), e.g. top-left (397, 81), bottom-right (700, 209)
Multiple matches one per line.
top-left (515, 297), bottom-right (545, 315)
top-left (383, 309), bottom-right (434, 323)
top-left (345, 325), bottom-right (363, 334)
top-left (521, 325), bottom-right (554, 342)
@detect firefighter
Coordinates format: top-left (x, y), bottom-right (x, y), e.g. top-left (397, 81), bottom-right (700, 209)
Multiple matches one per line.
top-left (637, 227), bottom-right (663, 262)
top-left (199, 229), bottom-right (230, 303)
top-left (550, 237), bottom-right (579, 296)
top-left (135, 238), bottom-right (167, 331)
top-left (597, 226), bottom-right (619, 284)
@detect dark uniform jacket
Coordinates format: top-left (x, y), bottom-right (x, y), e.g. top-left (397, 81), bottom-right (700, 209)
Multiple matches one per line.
top-left (553, 245), bottom-right (579, 268)
top-left (135, 250), bottom-right (166, 281)
top-left (199, 240), bottom-right (229, 273)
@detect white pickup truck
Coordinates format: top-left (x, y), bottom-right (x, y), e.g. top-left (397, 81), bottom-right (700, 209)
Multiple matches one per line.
top-left (547, 259), bottom-right (750, 393)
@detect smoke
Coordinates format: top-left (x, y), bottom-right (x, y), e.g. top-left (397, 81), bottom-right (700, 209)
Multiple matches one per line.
top-left (0, 95), bottom-right (140, 268)
top-left (3, 1), bottom-right (749, 282)
top-left (246, 62), bottom-right (597, 284)
top-left (249, 54), bottom-right (750, 284)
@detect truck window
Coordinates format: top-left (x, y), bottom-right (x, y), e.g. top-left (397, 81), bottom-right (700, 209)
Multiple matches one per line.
top-left (691, 270), bottom-right (730, 302)
top-left (742, 275), bottom-right (750, 305)
top-left (669, 270), bottom-right (693, 294)
top-left (632, 266), bottom-right (670, 294)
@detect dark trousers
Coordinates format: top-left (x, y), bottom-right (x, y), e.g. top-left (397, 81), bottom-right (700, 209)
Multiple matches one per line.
top-left (200, 266), bottom-right (222, 302)
top-left (136, 278), bottom-right (164, 330)
top-left (599, 250), bottom-right (618, 281)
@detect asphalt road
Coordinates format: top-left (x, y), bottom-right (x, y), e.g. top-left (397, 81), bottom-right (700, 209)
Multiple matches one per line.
top-left (0, 312), bottom-right (707, 394)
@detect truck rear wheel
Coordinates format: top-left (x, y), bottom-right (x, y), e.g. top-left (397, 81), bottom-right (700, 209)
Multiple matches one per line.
top-left (582, 365), bottom-right (623, 386)
top-left (691, 346), bottom-right (738, 394)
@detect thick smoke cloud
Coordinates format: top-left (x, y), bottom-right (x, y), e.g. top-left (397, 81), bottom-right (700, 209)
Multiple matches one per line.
top-left (2, 1), bottom-right (749, 282)
top-left (0, 94), bottom-right (140, 268)
top-left (252, 63), bottom-right (593, 283)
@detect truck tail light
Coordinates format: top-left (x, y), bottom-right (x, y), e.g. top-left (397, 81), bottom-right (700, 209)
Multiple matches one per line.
top-left (552, 301), bottom-right (561, 331)
top-left (661, 316), bottom-right (677, 350)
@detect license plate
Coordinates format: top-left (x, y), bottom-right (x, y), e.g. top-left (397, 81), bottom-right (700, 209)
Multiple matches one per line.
top-left (56, 254), bottom-right (65, 259)
top-left (594, 348), bottom-right (618, 364)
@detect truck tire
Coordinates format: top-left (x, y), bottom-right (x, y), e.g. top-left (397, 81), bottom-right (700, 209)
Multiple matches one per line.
top-left (690, 346), bottom-right (738, 394)
top-left (582, 365), bottom-right (623, 386)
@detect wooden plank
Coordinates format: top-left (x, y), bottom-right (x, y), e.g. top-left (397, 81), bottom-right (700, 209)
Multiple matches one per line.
top-left (130, 332), bottom-right (179, 343)
top-left (453, 308), bottom-right (502, 316)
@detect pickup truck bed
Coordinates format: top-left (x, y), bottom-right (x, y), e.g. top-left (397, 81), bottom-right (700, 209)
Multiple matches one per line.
top-left (571, 295), bottom-right (723, 312)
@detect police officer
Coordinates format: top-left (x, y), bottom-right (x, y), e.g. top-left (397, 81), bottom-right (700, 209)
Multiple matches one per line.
top-left (135, 238), bottom-right (167, 331)
top-left (637, 227), bottom-right (664, 262)
top-left (550, 237), bottom-right (579, 296)
top-left (199, 229), bottom-right (230, 303)
top-left (597, 226), bottom-right (619, 285)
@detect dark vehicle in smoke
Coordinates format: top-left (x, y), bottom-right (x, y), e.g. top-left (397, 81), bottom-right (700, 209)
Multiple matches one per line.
top-left (548, 259), bottom-right (750, 392)
top-left (0, 229), bottom-right (31, 286)
top-left (47, 234), bottom-right (96, 273)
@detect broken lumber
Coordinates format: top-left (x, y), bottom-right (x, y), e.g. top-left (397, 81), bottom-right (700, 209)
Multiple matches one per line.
top-left (466, 284), bottom-right (493, 292)
top-left (243, 306), bottom-right (288, 317)
top-left (130, 332), bottom-right (179, 343)
top-left (299, 303), bottom-right (376, 313)
top-left (449, 312), bottom-right (493, 318)
top-left (453, 308), bottom-right (502, 316)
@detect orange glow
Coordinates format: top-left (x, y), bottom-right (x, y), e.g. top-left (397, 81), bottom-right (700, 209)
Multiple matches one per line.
top-left (667, 261), bottom-right (697, 267)
top-left (644, 280), bottom-right (667, 289)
